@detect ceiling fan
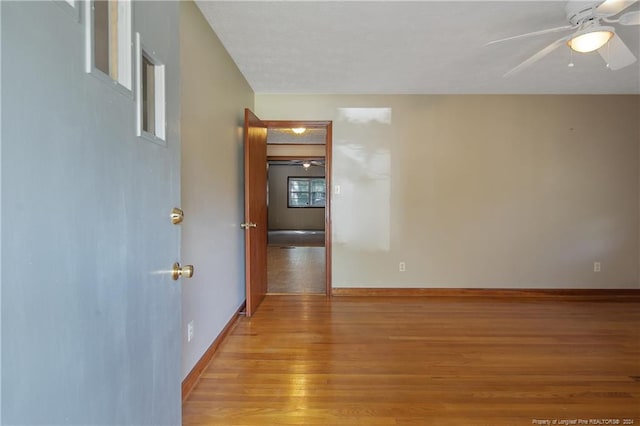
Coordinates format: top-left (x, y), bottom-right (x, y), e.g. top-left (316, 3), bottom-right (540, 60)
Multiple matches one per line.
top-left (270, 159), bottom-right (325, 169)
top-left (295, 159), bottom-right (325, 169)
top-left (487, 0), bottom-right (640, 77)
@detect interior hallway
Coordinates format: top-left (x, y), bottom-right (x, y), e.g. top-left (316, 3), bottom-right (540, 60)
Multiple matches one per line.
top-left (267, 230), bottom-right (326, 294)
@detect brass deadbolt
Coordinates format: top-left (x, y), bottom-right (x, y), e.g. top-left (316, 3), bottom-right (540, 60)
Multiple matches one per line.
top-left (171, 208), bottom-right (184, 225)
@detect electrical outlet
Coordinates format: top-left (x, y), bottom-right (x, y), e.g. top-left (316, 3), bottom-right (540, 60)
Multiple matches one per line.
top-left (594, 262), bottom-right (601, 272)
top-left (399, 262), bottom-right (406, 272)
top-left (187, 321), bottom-right (194, 342)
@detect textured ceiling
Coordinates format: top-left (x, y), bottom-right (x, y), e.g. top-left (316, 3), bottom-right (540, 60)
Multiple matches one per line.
top-left (196, 1), bottom-right (640, 94)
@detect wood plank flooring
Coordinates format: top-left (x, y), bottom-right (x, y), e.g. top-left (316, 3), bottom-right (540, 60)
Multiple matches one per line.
top-left (267, 246), bottom-right (325, 294)
top-left (182, 295), bottom-right (640, 425)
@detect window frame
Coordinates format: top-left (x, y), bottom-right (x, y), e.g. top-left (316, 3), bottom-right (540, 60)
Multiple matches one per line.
top-left (135, 32), bottom-right (166, 145)
top-left (84, 0), bottom-right (133, 95)
top-left (287, 176), bottom-right (326, 209)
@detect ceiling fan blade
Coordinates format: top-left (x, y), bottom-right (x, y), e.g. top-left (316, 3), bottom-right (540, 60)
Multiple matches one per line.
top-left (486, 25), bottom-right (575, 46)
top-left (619, 10), bottom-right (640, 24)
top-left (596, 0), bottom-right (637, 16)
top-left (504, 36), bottom-right (571, 77)
top-left (598, 33), bottom-right (637, 69)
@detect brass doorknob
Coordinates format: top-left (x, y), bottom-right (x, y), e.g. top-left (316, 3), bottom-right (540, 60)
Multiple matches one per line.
top-left (171, 208), bottom-right (184, 225)
top-left (240, 222), bottom-right (257, 229)
top-left (172, 262), bottom-right (194, 280)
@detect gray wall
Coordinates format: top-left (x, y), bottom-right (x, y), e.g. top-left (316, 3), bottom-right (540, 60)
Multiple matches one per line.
top-left (180, 1), bottom-right (254, 379)
top-left (2, 1), bottom-right (181, 424)
top-left (0, 2), bottom-right (3, 420)
top-left (268, 164), bottom-right (325, 230)
top-left (257, 94), bottom-right (640, 289)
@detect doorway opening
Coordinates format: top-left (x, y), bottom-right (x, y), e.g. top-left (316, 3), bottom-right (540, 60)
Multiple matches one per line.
top-left (264, 121), bottom-right (332, 295)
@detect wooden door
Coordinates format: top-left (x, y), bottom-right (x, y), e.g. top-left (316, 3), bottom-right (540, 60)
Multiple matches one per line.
top-left (243, 109), bottom-right (268, 316)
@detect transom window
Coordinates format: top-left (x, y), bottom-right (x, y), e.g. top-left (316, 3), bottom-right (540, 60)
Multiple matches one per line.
top-left (288, 177), bottom-right (326, 208)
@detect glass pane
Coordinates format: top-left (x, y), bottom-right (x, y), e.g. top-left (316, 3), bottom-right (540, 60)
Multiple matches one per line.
top-left (311, 179), bottom-right (325, 192)
top-left (289, 179), bottom-right (309, 192)
top-left (290, 193), bottom-right (310, 207)
top-left (93, 0), bottom-right (110, 75)
top-left (142, 55), bottom-right (155, 135)
top-left (311, 192), bottom-right (325, 207)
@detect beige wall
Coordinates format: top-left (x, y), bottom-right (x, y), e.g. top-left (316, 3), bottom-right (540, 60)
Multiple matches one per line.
top-left (180, 1), bottom-right (254, 378)
top-left (268, 164), bottom-right (325, 230)
top-left (256, 95), bottom-right (640, 289)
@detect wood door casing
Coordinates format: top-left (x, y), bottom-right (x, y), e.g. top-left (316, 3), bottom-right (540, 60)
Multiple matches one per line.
top-left (243, 109), bottom-right (268, 316)
top-left (263, 120), bottom-right (333, 296)
top-left (324, 122), bottom-right (333, 296)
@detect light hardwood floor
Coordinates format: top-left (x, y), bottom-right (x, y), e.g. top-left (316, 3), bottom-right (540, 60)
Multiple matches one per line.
top-left (182, 295), bottom-right (640, 425)
top-left (267, 246), bottom-right (325, 294)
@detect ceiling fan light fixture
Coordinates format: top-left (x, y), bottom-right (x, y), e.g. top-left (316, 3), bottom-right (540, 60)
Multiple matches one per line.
top-left (291, 127), bottom-right (306, 134)
top-left (567, 27), bottom-right (614, 53)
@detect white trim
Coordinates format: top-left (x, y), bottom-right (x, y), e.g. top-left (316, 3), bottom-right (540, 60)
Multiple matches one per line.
top-left (117, 0), bottom-right (131, 90)
top-left (154, 63), bottom-right (166, 141)
top-left (84, 0), bottom-right (92, 74)
top-left (135, 32), bottom-right (142, 137)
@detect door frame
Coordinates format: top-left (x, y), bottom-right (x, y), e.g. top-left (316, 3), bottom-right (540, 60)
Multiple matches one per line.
top-left (263, 120), bottom-right (333, 296)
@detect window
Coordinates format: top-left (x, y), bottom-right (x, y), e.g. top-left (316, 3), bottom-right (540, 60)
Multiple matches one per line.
top-left (135, 33), bottom-right (166, 143)
top-left (141, 54), bottom-right (156, 134)
top-left (85, 0), bottom-right (132, 90)
top-left (288, 177), bottom-right (326, 208)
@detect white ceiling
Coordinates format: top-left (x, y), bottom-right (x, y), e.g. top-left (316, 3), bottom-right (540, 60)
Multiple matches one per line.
top-left (196, 1), bottom-right (640, 94)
